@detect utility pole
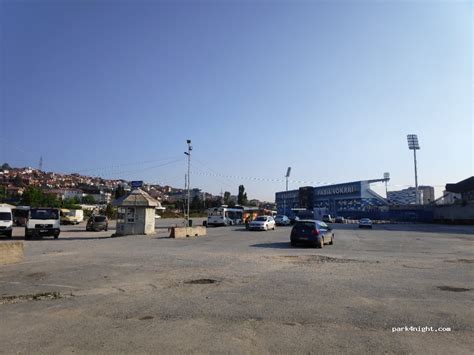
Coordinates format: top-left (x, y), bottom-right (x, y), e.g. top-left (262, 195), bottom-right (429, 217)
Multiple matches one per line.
top-left (184, 140), bottom-right (192, 227)
top-left (39, 156), bottom-right (43, 171)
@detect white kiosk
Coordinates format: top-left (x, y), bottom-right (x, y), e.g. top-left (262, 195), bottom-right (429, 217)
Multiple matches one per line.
top-left (113, 184), bottom-right (158, 236)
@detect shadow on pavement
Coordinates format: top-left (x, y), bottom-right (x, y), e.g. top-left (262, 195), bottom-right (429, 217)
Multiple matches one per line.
top-left (251, 242), bottom-right (297, 249)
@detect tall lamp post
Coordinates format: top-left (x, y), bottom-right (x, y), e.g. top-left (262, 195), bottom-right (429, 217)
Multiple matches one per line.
top-left (407, 134), bottom-right (420, 204)
top-left (184, 140), bottom-right (192, 226)
top-left (283, 167), bottom-right (291, 215)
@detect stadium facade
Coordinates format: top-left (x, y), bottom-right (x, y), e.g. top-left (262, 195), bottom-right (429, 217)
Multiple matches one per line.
top-left (275, 178), bottom-right (389, 218)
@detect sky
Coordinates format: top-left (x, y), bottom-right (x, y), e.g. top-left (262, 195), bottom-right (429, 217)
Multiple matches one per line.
top-left (1, 0), bottom-right (472, 201)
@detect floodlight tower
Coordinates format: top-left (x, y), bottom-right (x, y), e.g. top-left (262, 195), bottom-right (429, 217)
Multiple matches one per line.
top-left (285, 167), bottom-right (291, 191)
top-left (283, 167), bottom-right (291, 215)
top-left (383, 172), bottom-right (390, 199)
top-left (407, 135), bottom-right (420, 204)
top-left (184, 140), bottom-right (192, 226)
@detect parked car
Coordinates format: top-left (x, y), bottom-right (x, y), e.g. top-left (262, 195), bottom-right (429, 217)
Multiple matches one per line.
top-left (274, 215), bottom-right (290, 226)
top-left (322, 214), bottom-right (335, 223)
top-left (289, 216), bottom-right (300, 225)
top-left (358, 218), bottom-right (373, 229)
top-left (290, 220), bottom-right (334, 248)
top-left (335, 216), bottom-right (345, 223)
top-left (248, 216), bottom-right (275, 231)
top-left (86, 215), bottom-right (108, 231)
top-left (25, 208), bottom-right (60, 239)
top-left (0, 206), bottom-right (13, 238)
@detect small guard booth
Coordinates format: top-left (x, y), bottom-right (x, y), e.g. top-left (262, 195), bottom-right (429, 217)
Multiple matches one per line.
top-left (113, 188), bottom-right (158, 236)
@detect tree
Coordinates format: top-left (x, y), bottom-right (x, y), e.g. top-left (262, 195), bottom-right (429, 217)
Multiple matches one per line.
top-left (1, 163), bottom-right (11, 170)
top-left (21, 186), bottom-right (60, 208)
top-left (114, 186), bottom-right (126, 199)
top-left (105, 203), bottom-right (117, 219)
top-left (237, 185), bottom-right (248, 205)
top-left (0, 185), bottom-right (7, 202)
top-left (63, 197), bottom-right (81, 209)
top-left (190, 195), bottom-right (202, 212)
top-left (82, 195), bottom-right (96, 204)
top-left (223, 191), bottom-right (231, 205)
top-left (13, 175), bottom-right (24, 187)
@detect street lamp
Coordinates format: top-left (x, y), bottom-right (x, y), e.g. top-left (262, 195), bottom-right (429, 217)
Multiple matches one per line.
top-left (184, 140), bottom-right (192, 226)
top-left (407, 134), bottom-right (420, 204)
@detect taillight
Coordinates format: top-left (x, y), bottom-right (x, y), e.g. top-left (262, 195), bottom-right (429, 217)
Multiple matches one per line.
top-left (312, 229), bottom-right (319, 236)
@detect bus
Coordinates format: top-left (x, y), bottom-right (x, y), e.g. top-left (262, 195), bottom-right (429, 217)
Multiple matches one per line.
top-left (207, 206), bottom-right (244, 226)
top-left (207, 206), bottom-right (277, 226)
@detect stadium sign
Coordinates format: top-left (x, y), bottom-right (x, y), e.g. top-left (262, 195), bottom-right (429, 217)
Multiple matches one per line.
top-left (315, 184), bottom-right (359, 196)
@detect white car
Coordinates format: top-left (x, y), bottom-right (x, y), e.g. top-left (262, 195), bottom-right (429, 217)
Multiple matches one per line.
top-left (358, 218), bottom-right (373, 229)
top-left (249, 216), bottom-right (276, 231)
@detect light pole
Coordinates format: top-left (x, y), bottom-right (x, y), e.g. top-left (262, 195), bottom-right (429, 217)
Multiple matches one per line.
top-left (383, 172), bottom-right (390, 200)
top-left (407, 135), bottom-right (420, 204)
top-left (184, 140), bottom-right (192, 227)
top-left (283, 167), bottom-right (291, 215)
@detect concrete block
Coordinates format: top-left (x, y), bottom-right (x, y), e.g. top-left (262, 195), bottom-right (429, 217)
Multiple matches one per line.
top-left (170, 226), bottom-right (207, 239)
top-left (0, 241), bottom-right (24, 265)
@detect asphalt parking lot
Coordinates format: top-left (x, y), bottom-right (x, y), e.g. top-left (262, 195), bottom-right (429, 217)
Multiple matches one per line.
top-left (1, 221), bottom-right (473, 354)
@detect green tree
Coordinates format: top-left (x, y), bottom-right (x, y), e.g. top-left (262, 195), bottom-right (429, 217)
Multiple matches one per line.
top-left (82, 195), bottom-right (96, 204)
top-left (13, 175), bottom-right (24, 187)
top-left (1, 163), bottom-right (11, 170)
top-left (21, 186), bottom-right (60, 208)
top-left (237, 185), bottom-right (248, 205)
top-left (0, 185), bottom-right (7, 202)
top-left (223, 191), bottom-right (231, 205)
top-left (114, 186), bottom-right (126, 199)
top-left (63, 197), bottom-right (81, 209)
top-left (105, 203), bottom-right (117, 219)
top-left (190, 195), bottom-right (202, 212)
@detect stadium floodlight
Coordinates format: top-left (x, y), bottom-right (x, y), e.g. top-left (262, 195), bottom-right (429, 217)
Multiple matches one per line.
top-left (406, 134), bottom-right (421, 204)
top-left (184, 140), bottom-right (192, 226)
top-left (383, 172), bottom-right (390, 199)
top-left (285, 167), bottom-right (291, 191)
top-left (282, 167), bottom-right (292, 216)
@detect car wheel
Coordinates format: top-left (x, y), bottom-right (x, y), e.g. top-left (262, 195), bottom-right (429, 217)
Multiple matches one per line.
top-left (317, 237), bottom-right (324, 248)
top-left (272, 225), bottom-right (275, 230)
top-left (290, 240), bottom-right (297, 247)
top-left (6, 231), bottom-right (12, 238)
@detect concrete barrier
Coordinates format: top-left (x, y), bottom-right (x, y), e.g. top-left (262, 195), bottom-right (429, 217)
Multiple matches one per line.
top-left (170, 226), bottom-right (207, 239)
top-left (0, 241), bottom-right (24, 265)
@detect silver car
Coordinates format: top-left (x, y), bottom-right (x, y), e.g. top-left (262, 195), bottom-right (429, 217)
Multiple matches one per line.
top-left (274, 215), bottom-right (290, 226)
top-left (358, 218), bottom-right (373, 229)
top-left (249, 216), bottom-right (276, 231)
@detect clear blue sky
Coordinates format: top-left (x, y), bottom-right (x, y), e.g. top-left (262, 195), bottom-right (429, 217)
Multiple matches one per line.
top-left (1, 0), bottom-right (472, 201)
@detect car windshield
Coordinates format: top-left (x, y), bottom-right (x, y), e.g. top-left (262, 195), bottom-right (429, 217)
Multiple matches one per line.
top-left (94, 216), bottom-right (106, 222)
top-left (255, 216), bottom-right (267, 221)
top-left (0, 212), bottom-right (12, 220)
top-left (30, 209), bottom-right (59, 220)
top-left (275, 215), bottom-right (283, 219)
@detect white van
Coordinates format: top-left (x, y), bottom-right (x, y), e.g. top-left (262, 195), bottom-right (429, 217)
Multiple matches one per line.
top-left (25, 208), bottom-right (61, 239)
top-left (0, 206), bottom-right (13, 238)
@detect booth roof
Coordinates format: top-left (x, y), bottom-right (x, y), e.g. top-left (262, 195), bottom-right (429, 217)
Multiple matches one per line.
top-left (113, 188), bottom-right (159, 207)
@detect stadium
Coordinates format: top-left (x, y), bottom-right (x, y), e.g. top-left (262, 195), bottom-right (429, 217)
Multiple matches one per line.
top-left (275, 177), bottom-right (389, 218)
